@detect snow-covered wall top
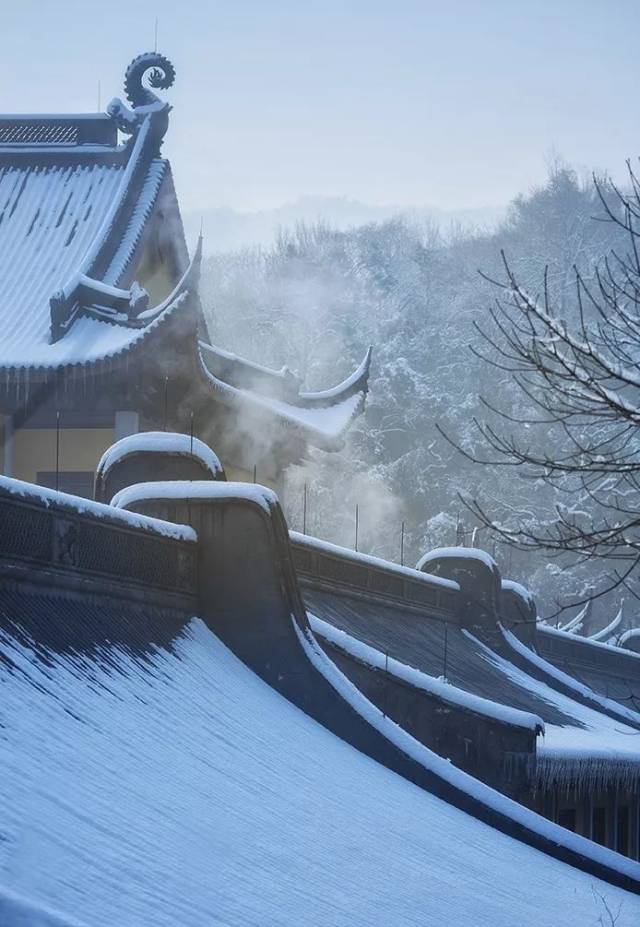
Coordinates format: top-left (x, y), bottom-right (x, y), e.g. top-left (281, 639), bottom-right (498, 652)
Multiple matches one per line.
top-left (501, 579), bottom-right (535, 607)
top-left (96, 432), bottom-right (224, 480)
top-left (0, 475), bottom-right (198, 604)
top-left (417, 546), bottom-right (499, 572)
top-left (112, 480), bottom-right (279, 515)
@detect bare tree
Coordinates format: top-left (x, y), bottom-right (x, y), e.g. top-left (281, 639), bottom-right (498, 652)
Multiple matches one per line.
top-left (440, 163), bottom-right (640, 605)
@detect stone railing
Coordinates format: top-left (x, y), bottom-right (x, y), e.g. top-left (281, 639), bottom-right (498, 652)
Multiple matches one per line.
top-left (0, 480), bottom-right (197, 608)
top-left (289, 531), bottom-right (459, 620)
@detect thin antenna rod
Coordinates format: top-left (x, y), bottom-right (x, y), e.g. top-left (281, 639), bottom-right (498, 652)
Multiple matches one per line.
top-left (163, 376), bottom-right (169, 431)
top-left (303, 482), bottom-right (307, 535)
top-left (443, 622), bottom-right (449, 681)
top-left (154, 18), bottom-right (159, 53)
top-left (189, 411), bottom-right (194, 455)
top-left (354, 504), bottom-right (359, 552)
top-left (97, 80), bottom-right (101, 111)
top-left (400, 520), bottom-right (405, 566)
top-left (55, 411), bottom-right (60, 493)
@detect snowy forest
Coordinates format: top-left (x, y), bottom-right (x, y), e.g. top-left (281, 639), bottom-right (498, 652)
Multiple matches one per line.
top-left (201, 162), bottom-right (635, 621)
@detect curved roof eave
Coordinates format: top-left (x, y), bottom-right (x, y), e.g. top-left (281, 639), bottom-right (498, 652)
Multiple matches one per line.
top-left (198, 342), bottom-right (372, 411)
top-left (0, 241), bottom-right (201, 381)
top-left (197, 347), bottom-right (366, 451)
top-left (299, 346), bottom-right (372, 407)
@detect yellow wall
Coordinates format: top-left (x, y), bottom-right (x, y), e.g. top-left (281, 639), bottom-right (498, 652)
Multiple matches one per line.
top-left (224, 463), bottom-right (278, 493)
top-left (11, 428), bottom-right (114, 484)
top-left (137, 251), bottom-right (175, 305)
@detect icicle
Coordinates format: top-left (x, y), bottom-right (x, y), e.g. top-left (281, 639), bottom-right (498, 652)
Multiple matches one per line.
top-left (536, 754), bottom-right (640, 795)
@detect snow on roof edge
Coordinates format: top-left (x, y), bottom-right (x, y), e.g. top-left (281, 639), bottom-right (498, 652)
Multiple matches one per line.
top-left (309, 612), bottom-right (543, 733)
top-left (199, 352), bottom-right (364, 450)
top-left (299, 346), bottom-right (372, 404)
top-left (503, 624), bottom-right (640, 727)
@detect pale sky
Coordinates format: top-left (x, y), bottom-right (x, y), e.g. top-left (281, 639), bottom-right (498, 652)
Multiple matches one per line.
top-left (2, 0), bottom-right (639, 213)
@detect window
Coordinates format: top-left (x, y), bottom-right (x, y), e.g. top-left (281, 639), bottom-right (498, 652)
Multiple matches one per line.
top-left (558, 808), bottom-right (576, 833)
top-left (592, 806), bottom-right (607, 846)
top-left (37, 471), bottom-right (94, 499)
top-left (617, 805), bottom-right (630, 857)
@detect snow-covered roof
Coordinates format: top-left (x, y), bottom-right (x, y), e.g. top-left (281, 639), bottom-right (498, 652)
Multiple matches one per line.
top-left (310, 612), bottom-right (544, 733)
top-left (3, 615), bottom-right (639, 923)
top-left (0, 51), bottom-right (370, 450)
top-left (306, 578), bottom-right (640, 790)
top-left (0, 53), bottom-right (192, 375)
top-left (473, 629), bottom-right (640, 791)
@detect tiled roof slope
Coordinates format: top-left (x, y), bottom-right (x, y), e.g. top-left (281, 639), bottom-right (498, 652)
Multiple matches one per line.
top-left (0, 156), bottom-right (167, 367)
top-left (0, 53), bottom-right (189, 374)
top-left (0, 50), bottom-right (370, 451)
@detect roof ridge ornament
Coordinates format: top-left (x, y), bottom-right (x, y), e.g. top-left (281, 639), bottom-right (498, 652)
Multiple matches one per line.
top-left (124, 52), bottom-right (176, 107)
top-left (107, 52), bottom-right (175, 150)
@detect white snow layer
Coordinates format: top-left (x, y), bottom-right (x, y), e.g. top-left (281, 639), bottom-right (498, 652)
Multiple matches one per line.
top-left (501, 578), bottom-right (535, 607)
top-left (1, 617), bottom-right (638, 927)
top-left (309, 612), bottom-right (544, 732)
top-left (0, 475), bottom-right (196, 542)
top-left (417, 546), bottom-right (499, 572)
top-left (96, 431), bottom-right (223, 480)
top-left (111, 479), bottom-right (278, 514)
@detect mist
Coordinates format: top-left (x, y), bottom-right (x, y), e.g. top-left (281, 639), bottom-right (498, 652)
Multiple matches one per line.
top-left (200, 163), bottom-right (634, 621)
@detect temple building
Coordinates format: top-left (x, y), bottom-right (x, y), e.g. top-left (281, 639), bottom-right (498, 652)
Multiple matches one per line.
top-left (0, 52), bottom-right (370, 497)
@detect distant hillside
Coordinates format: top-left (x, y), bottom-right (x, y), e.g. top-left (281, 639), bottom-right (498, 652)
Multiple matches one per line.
top-left (200, 168), bottom-right (629, 620)
top-left (184, 195), bottom-right (505, 253)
